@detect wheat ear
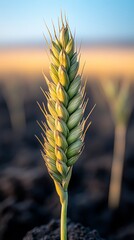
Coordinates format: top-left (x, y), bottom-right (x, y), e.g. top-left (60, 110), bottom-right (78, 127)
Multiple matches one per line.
top-left (38, 16), bottom-right (91, 240)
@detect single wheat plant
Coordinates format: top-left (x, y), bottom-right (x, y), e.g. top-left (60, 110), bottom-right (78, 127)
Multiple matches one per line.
top-left (37, 16), bottom-right (93, 240)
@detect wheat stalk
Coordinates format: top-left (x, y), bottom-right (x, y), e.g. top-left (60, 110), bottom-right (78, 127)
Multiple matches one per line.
top-left (101, 80), bottom-right (131, 208)
top-left (37, 16), bottom-right (92, 240)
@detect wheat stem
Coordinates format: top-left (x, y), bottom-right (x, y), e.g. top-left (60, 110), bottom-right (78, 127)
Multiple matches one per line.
top-left (61, 191), bottom-right (68, 240)
top-left (108, 123), bottom-right (126, 208)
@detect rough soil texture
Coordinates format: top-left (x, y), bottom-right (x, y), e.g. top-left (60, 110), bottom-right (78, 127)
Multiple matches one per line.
top-left (0, 82), bottom-right (134, 240)
top-left (23, 219), bottom-right (105, 240)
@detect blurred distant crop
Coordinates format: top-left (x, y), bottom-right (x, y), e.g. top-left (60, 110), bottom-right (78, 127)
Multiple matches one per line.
top-left (100, 80), bottom-right (132, 208)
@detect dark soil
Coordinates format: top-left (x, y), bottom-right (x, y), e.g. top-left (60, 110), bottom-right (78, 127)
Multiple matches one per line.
top-left (0, 80), bottom-right (134, 240)
top-left (23, 219), bottom-right (104, 240)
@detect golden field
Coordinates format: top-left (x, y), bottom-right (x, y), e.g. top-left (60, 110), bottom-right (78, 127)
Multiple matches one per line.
top-left (0, 46), bottom-right (134, 82)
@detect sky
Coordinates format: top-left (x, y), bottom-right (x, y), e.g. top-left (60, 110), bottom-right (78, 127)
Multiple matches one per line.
top-left (0, 0), bottom-right (134, 45)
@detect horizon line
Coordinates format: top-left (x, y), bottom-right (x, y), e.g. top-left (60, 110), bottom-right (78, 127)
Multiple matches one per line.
top-left (1, 39), bottom-right (134, 49)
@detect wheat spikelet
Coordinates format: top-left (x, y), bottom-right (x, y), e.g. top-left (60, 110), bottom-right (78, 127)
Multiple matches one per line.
top-left (37, 16), bottom-right (92, 240)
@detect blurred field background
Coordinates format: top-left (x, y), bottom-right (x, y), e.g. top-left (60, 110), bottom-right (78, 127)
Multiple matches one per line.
top-left (0, 45), bottom-right (134, 78)
top-left (0, 1), bottom-right (134, 240)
